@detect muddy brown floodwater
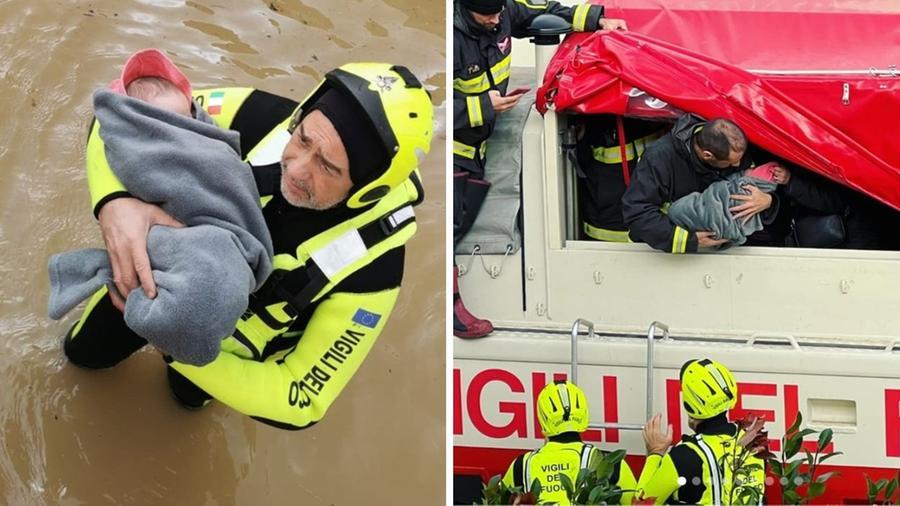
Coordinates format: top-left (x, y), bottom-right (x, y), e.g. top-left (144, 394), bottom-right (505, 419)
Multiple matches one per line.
top-left (0, 0), bottom-right (446, 504)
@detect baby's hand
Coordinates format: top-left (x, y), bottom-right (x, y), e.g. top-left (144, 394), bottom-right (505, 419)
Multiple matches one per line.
top-left (772, 164), bottom-right (791, 185)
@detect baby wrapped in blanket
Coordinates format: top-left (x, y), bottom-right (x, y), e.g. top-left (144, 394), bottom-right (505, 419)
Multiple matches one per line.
top-left (668, 162), bottom-right (780, 249)
top-left (48, 49), bottom-right (273, 366)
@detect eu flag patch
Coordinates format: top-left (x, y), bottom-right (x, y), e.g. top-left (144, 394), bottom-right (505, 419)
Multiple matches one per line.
top-left (352, 309), bottom-right (381, 329)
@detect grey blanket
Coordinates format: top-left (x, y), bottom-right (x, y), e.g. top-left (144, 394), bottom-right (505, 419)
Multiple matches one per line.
top-left (668, 175), bottom-right (777, 248)
top-left (48, 89), bottom-right (273, 366)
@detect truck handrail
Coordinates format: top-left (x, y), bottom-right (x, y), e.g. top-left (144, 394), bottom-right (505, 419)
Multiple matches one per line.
top-left (569, 318), bottom-right (595, 384)
top-left (746, 332), bottom-right (801, 350)
top-left (571, 319), bottom-right (670, 432)
top-left (646, 321), bottom-right (670, 421)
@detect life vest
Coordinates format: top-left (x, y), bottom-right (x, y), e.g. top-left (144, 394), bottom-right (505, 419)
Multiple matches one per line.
top-left (207, 113), bottom-right (422, 360)
top-left (505, 441), bottom-right (630, 506)
top-left (678, 431), bottom-right (766, 505)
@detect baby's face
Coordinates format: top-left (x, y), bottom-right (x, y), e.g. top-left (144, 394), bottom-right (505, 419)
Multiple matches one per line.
top-left (147, 90), bottom-right (192, 117)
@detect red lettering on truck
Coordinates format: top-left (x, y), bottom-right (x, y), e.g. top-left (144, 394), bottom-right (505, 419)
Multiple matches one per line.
top-left (454, 368), bottom-right (463, 435)
top-left (467, 368), bottom-right (527, 438)
top-left (887, 389), bottom-right (900, 457)
top-left (730, 382), bottom-right (777, 423)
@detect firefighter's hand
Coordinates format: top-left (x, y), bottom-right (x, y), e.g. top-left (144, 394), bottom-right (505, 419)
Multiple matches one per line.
top-left (643, 413), bottom-right (673, 456)
top-left (696, 231), bottom-right (729, 248)
top-left (99, 197), bottom-right (184, 312)
top-left (599, 18), bottom-right (628, 30)
top-left (772, 164), bottom-right (792, 185)
top-left (730, 185), bottom-right (773, 225)
top-left (488, 90), bottom-right (522, 113)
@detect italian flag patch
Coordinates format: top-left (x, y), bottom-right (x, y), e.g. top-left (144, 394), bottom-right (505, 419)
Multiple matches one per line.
top-left (208, 91), bottom-right (225, 115)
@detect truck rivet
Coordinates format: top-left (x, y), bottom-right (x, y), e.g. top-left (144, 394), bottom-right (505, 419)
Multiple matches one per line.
top-left (840, 280), bottom-right (851, 294)
top-left (593, 271), bottom-right (603, 285)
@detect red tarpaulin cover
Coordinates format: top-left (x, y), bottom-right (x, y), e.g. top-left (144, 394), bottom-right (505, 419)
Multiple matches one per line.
top-left (537, 0), bottom-right (900, 210)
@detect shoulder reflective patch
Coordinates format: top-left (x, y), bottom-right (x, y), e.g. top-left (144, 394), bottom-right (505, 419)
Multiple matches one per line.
top-left (352, 308), bottom-right (381, 328)
top-left (310, 229), bottom-right (368, 279)
top-left (247, 128), bottom-right (292, 166)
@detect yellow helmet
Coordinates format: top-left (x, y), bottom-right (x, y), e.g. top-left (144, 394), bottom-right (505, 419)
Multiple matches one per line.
top-left (536, 380), bottom-right (590, 437)
top-left (290, 63), bottom-right (434, 208)
top-left (680, 358), bottom-right (738, 420)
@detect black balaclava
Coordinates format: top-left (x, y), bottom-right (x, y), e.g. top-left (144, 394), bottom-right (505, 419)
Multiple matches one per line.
top-left (459, 0), bottom-right (504, 15)
top-left (304, 88), bottom-right (388, 197)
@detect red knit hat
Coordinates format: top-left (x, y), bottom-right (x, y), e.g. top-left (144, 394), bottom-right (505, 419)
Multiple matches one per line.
top-left (747, 161), bottom-right (779, 183)
top-left (108, 48), bottom-right (192, 100)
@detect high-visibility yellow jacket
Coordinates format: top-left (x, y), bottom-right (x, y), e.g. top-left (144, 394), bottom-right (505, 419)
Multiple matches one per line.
top-left (502, 436), bottom-right (636, 505)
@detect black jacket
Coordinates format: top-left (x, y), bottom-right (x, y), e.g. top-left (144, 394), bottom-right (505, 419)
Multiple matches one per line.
top-left (622, 114), bottom-right (777, 253)
top-left (453, 0), bottom-right (605, 174)
top-left (576, 116), bottom-right (662, 233)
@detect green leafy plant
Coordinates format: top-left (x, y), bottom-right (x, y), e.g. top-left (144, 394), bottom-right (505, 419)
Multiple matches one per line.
top-left (767, 412), bottom-right (842, 504)
top-left (478, 474), bottom-right (539, 505)
top-left (723, 414), bottom-right (773, 505)
top-left (865, 470), bottom-right (899, 505)
top-left (565, 449), bottom-right (629, 505)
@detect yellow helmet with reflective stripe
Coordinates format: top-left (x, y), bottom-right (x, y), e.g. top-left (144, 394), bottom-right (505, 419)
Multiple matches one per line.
top-left (536, 380), bottom-right (590, 437)
top-left (680, 358), bottom-right (738, 420)
top-left (290, 63), bottom-right (434, 208)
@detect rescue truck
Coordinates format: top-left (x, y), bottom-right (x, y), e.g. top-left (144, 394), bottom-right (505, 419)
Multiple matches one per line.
top-left (453, 2), bottom-right (900, 503)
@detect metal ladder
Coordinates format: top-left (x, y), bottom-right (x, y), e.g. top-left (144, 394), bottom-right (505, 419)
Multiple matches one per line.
top-left (569, 318), bottom-right (670, 432)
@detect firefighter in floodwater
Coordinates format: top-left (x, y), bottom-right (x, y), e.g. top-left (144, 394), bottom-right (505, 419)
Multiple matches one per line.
top-left (501, 380), bottom-right (636, 505)
top-left (636, 359), bottom-right (766, 504)
top-left (63, 58), bottom-right (434, 431)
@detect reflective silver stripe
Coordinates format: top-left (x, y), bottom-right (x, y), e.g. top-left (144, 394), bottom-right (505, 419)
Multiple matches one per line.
top-left (706, 363), bottom-right (730, 391)
top-left (310, 229), bottom-right (368, 279)
top-left (514, 0), bottom-right (547, 10)
top-left (466, 95), bottom-right (483, 127)
top-left (672, 226), bottom-right (689, 254)
top-left (695, 435), bottom-right (723, 506)
top-left (580, 444), bottom-right (594, 469)
top-left (453, 73), bottom-right (491, 94)
top-left (557, 382), bottom-right (571, 412)
top-left (523, 452), bottom-right (533, 490)
top-left (387, 205), bottom-right (415, 228)
top-left (573, 4), bottom-right (590, 31)
top-left (491, 54), bottom-right (512, 86)
top-left (453, 140), bottom-right (476, 158)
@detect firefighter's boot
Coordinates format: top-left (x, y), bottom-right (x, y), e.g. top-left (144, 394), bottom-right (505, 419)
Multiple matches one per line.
top-left (453, 266), bottom-right (493, 339)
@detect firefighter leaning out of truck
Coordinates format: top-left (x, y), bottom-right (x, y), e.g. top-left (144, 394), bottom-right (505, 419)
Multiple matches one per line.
top-left (502, 380), bottom-right (637, 505)
top-left (452, 0), bottom-right (627, 339)
top-left (636, 359), bottom-right (766, 504)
